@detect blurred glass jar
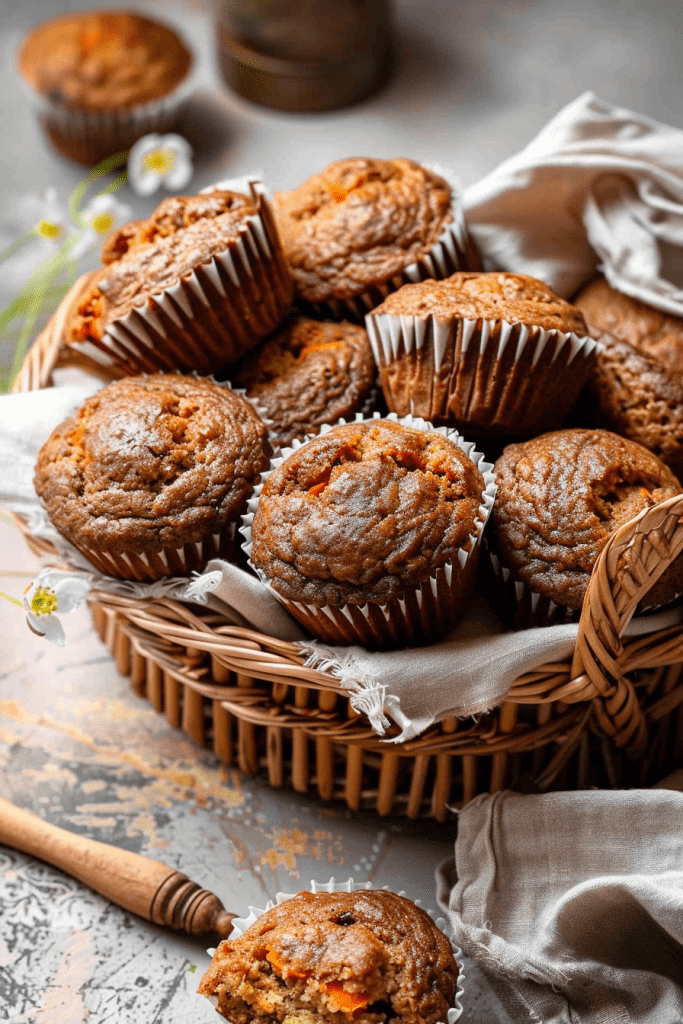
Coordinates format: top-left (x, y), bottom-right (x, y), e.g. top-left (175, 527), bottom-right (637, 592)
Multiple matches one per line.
top-left (216, 0), bottom-right (393, 112)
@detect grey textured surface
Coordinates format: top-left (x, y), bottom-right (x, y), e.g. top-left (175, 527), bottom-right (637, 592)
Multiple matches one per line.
top-left (3, 0), bottom-right (683, 1020)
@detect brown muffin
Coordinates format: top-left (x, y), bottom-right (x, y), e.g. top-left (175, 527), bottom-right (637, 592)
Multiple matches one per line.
top-left (198, 889), bottom-right (458, 1024)
top-left (273, 158), bottom-right (477, 320)
top-left (18, 11), bottom-right (193, 164)
top-left (574, 279), bottom-right (683, 477)
top-left (575, 278), bottom-right (683, 371)
top-left (34, 374), bottom-right (270, 582)
top-left (67, 184), bottom-right (293, 376)
top-left (231, 315), bottom-right (377, 447)
top-left (246, 417), bottom-right (495, 647)
top-left (489, 428), bottom-right (683, 628)
top-left (367, 272), bottom-right (597, 438)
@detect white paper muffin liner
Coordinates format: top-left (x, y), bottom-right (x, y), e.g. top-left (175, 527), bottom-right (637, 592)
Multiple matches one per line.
top-left (73, 521), bottom-right (239, 584)
top-left (203, 877), bottom-right (465, 1022)
top-left (241, 410), bottom-right (497, 648)
top-left (68, 176), bottom-right (293, 376)
top-left (21, 63), bottom-right (196, 166)
top-left (307, 162), bottom-right (478, 324)
top-left (365, 311), bottom-right (604, 436)
top-left (483, 540), bottom-right (579, 631)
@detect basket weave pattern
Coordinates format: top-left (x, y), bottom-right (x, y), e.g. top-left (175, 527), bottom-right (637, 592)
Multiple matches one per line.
top-left (12, 274), bottom-right (683, 818)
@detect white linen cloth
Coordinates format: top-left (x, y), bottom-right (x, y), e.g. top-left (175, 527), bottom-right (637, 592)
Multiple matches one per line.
top-left (5, 92), bottom-right (683, 738)
top-left (438, 789), bottom-right (683, 1023)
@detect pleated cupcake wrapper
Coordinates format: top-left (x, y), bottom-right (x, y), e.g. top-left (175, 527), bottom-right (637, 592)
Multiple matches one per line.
top-left (21, 70), bottom-right (195, 165)
top-left (365, 311), bottom-right (604, 435)
top-left (69, 177), bottom-right (293, 376)
top-left (73, 520), bottom-right (238, 584)
top-left (485, 542), bottom-right (579, 631)
top-left (241, 410), bottom-right (496, 648)
top-left (306, 162), bottom-right (476, 324)
top-left (204, 877), bottom-right (465, 1023)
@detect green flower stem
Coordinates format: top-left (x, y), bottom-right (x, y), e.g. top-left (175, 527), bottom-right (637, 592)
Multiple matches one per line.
top-left (0, 591), bottom-right (22, 608)
top-left (69, 151), bottom-right (129, 228)
top-left (0, 233), bottom-right (35, 266)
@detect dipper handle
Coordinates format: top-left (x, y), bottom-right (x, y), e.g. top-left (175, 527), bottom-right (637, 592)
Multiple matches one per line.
top-left (0, 796), bottom-right (235, 939)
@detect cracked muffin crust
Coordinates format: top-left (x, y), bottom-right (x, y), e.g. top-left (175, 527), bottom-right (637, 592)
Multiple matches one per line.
top-left (18, 11), bottom-right (191, 111)
top-left (67, 186), bottom-right (293, 375)
top-left (198, 889), bottom-right (458, 1024)
top-left (575, 279), bottom-right (683, 477)
top-left (34, 373), bottom-right (270, 581)
top-left (247, 418), bottom-right (491, 647)
top-left (490, 429), bottom-right (683, 623)
top-left (273, 158), bottom-right (462, 310)
top-left (231, 315), bottom-right (377, 447)
top-left (367, 272), bottom-right (594, 436)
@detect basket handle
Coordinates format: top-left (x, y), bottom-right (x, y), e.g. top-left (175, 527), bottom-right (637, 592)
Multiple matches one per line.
top-left (570, 493), bottom-right (683, 755)
top-left (12, 270), bottom-right (114, 393)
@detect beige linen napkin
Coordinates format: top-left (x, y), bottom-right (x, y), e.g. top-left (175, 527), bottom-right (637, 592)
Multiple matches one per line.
top-left (439, 789), bottom-right (683, 1024)
top-left (465, 90), bottom-right (683, 313)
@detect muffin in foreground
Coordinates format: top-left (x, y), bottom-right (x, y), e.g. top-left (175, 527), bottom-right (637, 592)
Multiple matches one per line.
top-left (17, 10), bottom-right (193, 164)
top-left (231, 315), bottom-right (377, 447)
top-left (34, 374), bottom-right (270, 582)
top-left (366, 271), bottom-right (600, 437)
top-left (67, 181), bottom-right (293, 377)
top-left (244, 415), bottom-right (496, 648)
top-left (487, 428), bottom-right (683, 629)
top-left (198, 889), bottom-right (459, 1024)
top-left (273, 157), bottom-right (478, 321)
top-left (574, 279), bottom-right (683, 478)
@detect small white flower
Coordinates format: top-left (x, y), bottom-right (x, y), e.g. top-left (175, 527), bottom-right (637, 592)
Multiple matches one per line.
top-left (127, 133), bottom-right (193, 197)
top-left (23, 569), bottom-right (92, 647)
top-left (71, 193), bottom-right (132, 259)
top-left (12, 187), bottom-right (70, 247)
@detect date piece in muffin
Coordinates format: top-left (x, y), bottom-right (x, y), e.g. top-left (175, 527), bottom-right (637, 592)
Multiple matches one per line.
top-left (198, 889), bottom-right (458, 1024)
top-left (273, 158), bottom-right (477, 320)
top-left (67, 185), bottom-right (293, 376)
top-left (231, 315), bottom-right (377, 447)
top-left (34, 374), bottom-right (270, 582)
top-left (367, 271), bottom-right (598, 438)
top-left (574, 279), bottom-right (683, 477)
top-left (488, 428), bottom-right (683, 628)
top-left (247, 417), bottom-right (494, 647)
top-left (18, 11), bottom-right (193, 163)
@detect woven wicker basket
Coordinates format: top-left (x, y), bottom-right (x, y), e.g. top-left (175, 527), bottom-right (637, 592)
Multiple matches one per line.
top-left (12, 274), bottom-right (683, 819)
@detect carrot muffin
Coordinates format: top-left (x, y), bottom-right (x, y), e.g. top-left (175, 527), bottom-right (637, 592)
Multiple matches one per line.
top-left (231, 315), bottom-right (377, 447)
top-left (198, 889), bottom-right (459, 1024)
top-left (245, 416), bottom-right (495, 647)
top-left (67, 183), bottom-right (293, 376)
top-left (575, 279), bottom-right (683, 477)
top-left (488, 429), bottom-right (683, 628)
top-left (367, 271), bottom-right (599, 437)
top-left (34, 373), bottom-right (270, 582)
top-left (273, 158), bottom-right (478, 320)
top-left (18, 10), bottom-right (193, 164)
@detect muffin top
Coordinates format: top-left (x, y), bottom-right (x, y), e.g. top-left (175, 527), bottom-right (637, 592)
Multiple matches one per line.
top-left (273, 158), bottom-right (453, 304)
top-left (492, 429), bottom-right (682, 610)
top-left (232, 315), bottom-right (376, 447)
top-left (373, 272), bottom-right (588, 333)
top-left (587, 335), bottom-right (683, 479)
top-left (18, 11), bottom-right (191, 110)
top-left (198, 889), bottom-right (458, 1024)
top-left (575, 278), bottom-right (683, 372)
top-left (69, 190), bottom-right (259, 343)
top-left (250, 419), bottom-right (486, 606)
top-left (34, 374), bottom-right (269, 554)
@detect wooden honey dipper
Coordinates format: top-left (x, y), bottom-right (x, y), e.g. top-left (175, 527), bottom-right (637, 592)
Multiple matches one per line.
top-left (0, 796), bottom-right (236, 939)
